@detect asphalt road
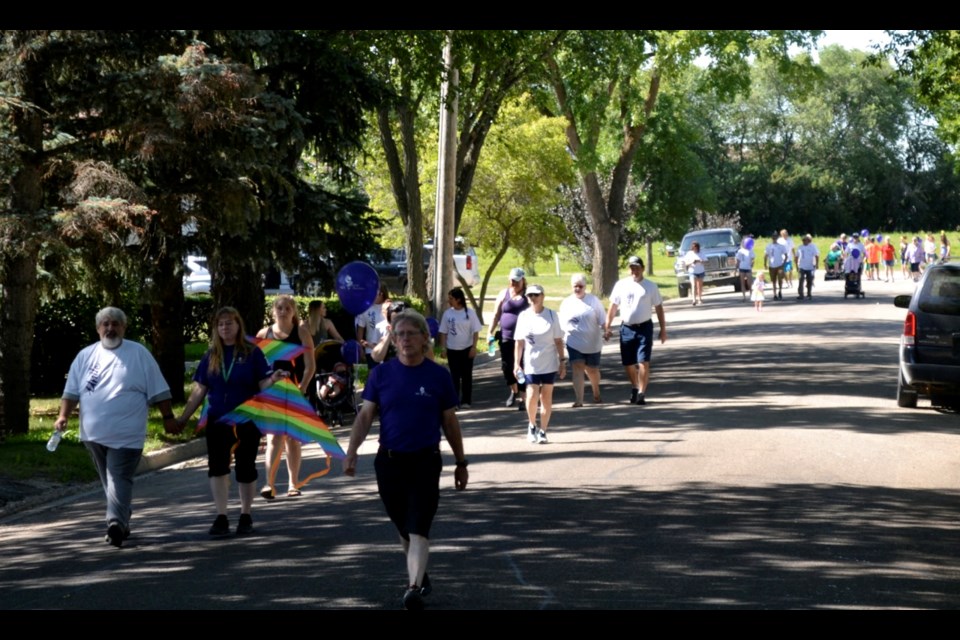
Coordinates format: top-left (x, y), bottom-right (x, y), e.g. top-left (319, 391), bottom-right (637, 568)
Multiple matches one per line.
top-left (2, 273), bottom-right (958, 610)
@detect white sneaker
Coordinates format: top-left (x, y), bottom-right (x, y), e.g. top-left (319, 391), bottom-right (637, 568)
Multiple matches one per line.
top-left (527, 423), bottom-right (537, 443)
top-left (536, 429), bottom-right (548, 444)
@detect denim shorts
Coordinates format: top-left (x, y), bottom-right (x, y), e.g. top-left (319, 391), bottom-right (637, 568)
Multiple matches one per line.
top-left (619, 320), bottom-right (653, 365)
top-left (567, 345), bottom-right (601, 367)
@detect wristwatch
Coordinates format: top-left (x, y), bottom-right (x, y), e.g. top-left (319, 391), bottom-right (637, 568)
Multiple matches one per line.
top-left (455, 459), bottom-right (469, 468)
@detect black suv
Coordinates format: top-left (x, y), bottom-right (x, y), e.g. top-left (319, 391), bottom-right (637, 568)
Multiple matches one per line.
top-left (894, 263), bottom-right (960, 409)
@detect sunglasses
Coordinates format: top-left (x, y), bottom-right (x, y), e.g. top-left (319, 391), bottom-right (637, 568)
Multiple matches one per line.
top-left (526, 293), bottom-right (542, 298)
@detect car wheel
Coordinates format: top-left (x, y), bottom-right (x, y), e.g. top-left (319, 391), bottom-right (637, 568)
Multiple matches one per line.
top-left (678, 283), bottom-right (690, 298)
top-left (896, 371), bottom-right (918, 408)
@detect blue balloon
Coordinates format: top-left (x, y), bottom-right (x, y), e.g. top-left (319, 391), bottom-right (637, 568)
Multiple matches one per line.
top-left (876, 234), bottom-right (883, 243)
top-left (341, 339), bottom-right (362, 366)
top-left (426, 317), bottom-right (439, 339)
top-left (336, 261), bottom-right (380, 316)
top-left (861, 228), bottom-right (869, 238)
top-left (744, 237), bottom-right (755, 250)
top-left (851, 248), bottom-right (861, 259)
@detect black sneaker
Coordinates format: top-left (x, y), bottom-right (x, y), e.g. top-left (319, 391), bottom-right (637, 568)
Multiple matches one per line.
top-left (403, 585), bottom-right (425, 610)
top-left (636, 393), bottom-right (646, 405)
top-left (517, 399), bottom-right (525, 412)
top-left (630, 389), bottom-right (638, 404)
top-left (209, 514), bottom-right (230, 537)
top-left (420, 573), bottom-right (433, 597)
top-left (105, 522), bottom-right (124, 548)
top-left (236, 513), bottom-right (254, 535)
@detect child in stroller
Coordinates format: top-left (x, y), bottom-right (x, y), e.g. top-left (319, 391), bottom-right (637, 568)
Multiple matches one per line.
top-left (312, 340), bottom-right (357, 426)
top-left (843, 246), bottom-right (865, 299)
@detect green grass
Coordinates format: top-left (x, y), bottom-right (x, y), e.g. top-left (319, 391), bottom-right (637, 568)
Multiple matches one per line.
top-left (472, 244), bottom-right (680, 342)
top-left (0, 390), bottom-right (202, 484)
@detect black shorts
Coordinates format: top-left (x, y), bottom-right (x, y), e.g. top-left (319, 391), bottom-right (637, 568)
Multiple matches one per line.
top-left (375, 447), bottom-right (442, 540)
top-left (206, 420), bottom-right (262, 483)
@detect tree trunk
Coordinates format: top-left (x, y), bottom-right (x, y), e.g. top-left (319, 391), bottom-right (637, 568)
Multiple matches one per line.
top-left (210, 247), bottom-right (266, 340)
top-left (0, 250), bottom-right (41, 434)
top-left (149, 250), bottom-right (186, 403)
top-left (1, 47), bottom-right (45, 434)
top-left (581, 171), bottom-right (621, 297)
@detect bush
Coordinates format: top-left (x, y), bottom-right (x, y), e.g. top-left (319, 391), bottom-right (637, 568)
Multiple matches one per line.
top-left (31, 294), bottom-right (149, 395)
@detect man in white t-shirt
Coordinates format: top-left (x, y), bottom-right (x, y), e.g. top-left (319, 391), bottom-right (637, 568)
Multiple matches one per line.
top-left (54, 307), bottom-right (178, 547)
top-left (764, 232), bottom-right (789, 301)
top-left (795, 234), bottom-right (820, 300)
top-left (603, 256), bottom-right (667, 406)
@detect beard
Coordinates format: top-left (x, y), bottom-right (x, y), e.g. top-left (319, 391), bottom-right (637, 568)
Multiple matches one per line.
top-left (100, 335), bottom-right (122, 349)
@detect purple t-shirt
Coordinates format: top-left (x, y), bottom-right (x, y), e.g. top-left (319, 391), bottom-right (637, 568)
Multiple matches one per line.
top-left (195, 345), bottom-right (270, 423)
top-left (499, 291), bottom-right (530, 340)
top-left (362, 357), bottom-right (458, 452)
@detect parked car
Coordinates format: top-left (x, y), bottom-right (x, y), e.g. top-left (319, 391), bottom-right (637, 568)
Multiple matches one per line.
top-left (182, 255), bottom-right (294, 295)
top-left (673, 228), bottom-right (742, 298)
top-left (370, 238), bottom-right (480, 294)
top-left (894, 263), bottom-right (960, 409)
top-left (369, 248), bottom-right (410, 294)
top-left (424, 237), bottom-right (481, 287)
top-left (182, 255), bottom-right (211, 294)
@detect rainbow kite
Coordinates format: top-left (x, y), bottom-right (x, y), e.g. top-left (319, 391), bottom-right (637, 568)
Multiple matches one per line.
top-left (246, 335), bottom-right (307, 365)
top-left (217, 377), bottom-right (345, 488)
top-left (218, 377), bottom-right (345, 457)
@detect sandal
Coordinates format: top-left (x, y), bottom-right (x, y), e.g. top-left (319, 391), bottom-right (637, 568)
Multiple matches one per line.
top-left (572, 402), bottom-right (583, 408)
top-left (260, 486), bottom-right (275, 501)
top-left (593, 396), bottom-right (602, 404)
top-left (287, 489), bottom-right (302, 497)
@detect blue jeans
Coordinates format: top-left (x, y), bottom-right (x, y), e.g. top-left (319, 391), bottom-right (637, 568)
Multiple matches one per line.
top-left (85, 442), bottom-right (142, 530)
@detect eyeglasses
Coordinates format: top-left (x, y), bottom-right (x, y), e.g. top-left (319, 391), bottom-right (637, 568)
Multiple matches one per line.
top-left (394, 330), bottom-right (421, 339)
top-left (573, 284), bottom-right (585, 290)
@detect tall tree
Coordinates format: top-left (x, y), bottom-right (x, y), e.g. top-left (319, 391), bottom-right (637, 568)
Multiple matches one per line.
top-left (0, 30), bottom-right (185, 430)
top-left (360, 30), bottom-right (564, 299)
top-left (538, 30), bottom-right (820, 295)
top-left (458, 95), bottom-right (574, 320)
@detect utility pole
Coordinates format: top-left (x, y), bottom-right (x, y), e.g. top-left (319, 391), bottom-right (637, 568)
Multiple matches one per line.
top-left (432, 32), bottom-right (457, 319)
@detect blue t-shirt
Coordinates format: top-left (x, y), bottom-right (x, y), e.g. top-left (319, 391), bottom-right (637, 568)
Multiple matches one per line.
top-left (362, 357), bottom-right (458, 452)
top-left (194, 345), bottom-right (270, 423)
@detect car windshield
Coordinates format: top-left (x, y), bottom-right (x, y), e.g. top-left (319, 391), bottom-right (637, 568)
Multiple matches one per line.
top-left (918, 268), bottom-right (960, 315)
top-left (679, 232), bottom-right (739, 253)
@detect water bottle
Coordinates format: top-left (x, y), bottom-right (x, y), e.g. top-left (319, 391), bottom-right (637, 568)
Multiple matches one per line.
top-left (46, 430), bottom-right (63, 452)
top-left (515, 368), bottom-right (526, 385)
top-left (487, 335), bottom-right (496, 357)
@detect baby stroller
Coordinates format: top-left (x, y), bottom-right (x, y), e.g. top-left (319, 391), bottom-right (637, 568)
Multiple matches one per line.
top-left (311, 340), bottom-right (358, 427)
top-left (843, 252), bottom-right (865, 299)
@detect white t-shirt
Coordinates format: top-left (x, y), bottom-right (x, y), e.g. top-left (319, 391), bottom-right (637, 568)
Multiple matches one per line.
top-left (765, 242), bottom-right (788, 268)
top-left (609, 277), bottom-right (663, 325)
top-left (439, 306), bottom-right (482, 351)
top-left (796, 243), bottom-right (820, 271)
top-left (515, 307), bottom-right (563, 375)
top-left (355, 303), bottom-right (385, 354)
top-left (735, 247), bottom-right (754, 271)
top-left (559, 293), bottom-right (605, 354)
top-left (63, 340), bottom-right (171, 449)
top-left (683, 250), bottom-right (705, 276)
top-left (778, 236), bottom-right (796, 261)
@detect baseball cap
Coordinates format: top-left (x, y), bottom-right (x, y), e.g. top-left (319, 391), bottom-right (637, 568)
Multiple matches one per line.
top-left (509, 267), bottom-right (525, 282)
top-left (627, 255), bottom-right (642, 267)
top-left (526, 284), bottom-right (544, 296)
